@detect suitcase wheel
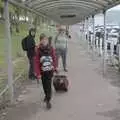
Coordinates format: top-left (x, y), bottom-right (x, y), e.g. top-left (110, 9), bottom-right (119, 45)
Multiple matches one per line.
top-left (64, 87), bottom-right (68, 92)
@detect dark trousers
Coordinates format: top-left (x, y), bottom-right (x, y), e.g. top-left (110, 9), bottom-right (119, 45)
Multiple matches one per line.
top-left (41, 71), bottom-right (53, 102)
top-left (28, 57), bottom-right (35, 79)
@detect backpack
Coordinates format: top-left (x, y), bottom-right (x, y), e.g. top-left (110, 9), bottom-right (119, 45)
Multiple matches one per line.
top-left (40, 46), bottom-right (54, 72)
top-left (21, 37), bottom-right (28, 51)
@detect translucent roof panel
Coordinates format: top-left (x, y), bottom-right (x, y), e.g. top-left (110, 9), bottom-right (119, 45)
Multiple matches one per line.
top-left (9, 0), bottom-right (120, 25)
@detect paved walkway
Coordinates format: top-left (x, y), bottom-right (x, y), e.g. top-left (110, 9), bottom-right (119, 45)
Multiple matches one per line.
top-left (5, 30), bottom-right (120, 120)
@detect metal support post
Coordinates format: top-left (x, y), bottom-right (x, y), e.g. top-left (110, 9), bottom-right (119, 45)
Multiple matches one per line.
top-left (99, 38), bottom-right (103, 56)
top-left (103, 10), bottom-right (107, 75)
top-left (92, 15), bottom-right (95, 59)
top-left (118, 44), bottom-right (120, 71)
top-left (86, 17), bottom-right (90, 53)
top-left (110, 40), bottom-right (115, 66)
top-left (4, 0), bottom-right (14, 103)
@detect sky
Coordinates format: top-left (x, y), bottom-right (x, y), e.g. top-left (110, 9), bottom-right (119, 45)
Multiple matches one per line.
top-left (94, 4), bottom-right (120, 26)
top-left (108, 4), bottom-right (120, 11)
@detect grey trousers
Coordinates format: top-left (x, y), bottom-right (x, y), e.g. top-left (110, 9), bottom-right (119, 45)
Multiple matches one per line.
top-left (56, 48), bottom-right (67, 69)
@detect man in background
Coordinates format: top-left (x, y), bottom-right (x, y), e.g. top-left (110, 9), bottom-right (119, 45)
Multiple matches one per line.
top-left (55, 28), bottom-right (68, 72)
top-left (21, 28), bottom-right (36, 80)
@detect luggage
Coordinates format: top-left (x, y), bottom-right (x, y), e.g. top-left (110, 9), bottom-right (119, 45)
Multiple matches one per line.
top-left (53, 75), bottom-right (69, 92)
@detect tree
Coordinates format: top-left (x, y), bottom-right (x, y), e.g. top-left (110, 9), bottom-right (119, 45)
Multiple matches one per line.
top-left (33, 15), bottom-right (38, 29)
top-left (14, 7), bottom-right (21, 33)
top-left (9, 0), bottom-right (22, 33)
top-left (24, 9), bottom-right (27, 22)
top-left (0, 0), bottom-right (4, 19)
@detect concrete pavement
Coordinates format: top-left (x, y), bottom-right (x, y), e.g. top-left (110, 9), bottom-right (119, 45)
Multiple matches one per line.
top-left (4, 30), bottom-right (120, 120)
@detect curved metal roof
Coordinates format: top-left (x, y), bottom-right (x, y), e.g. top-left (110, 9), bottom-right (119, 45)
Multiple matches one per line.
top-left (9, 0), bottom-right (120, 25)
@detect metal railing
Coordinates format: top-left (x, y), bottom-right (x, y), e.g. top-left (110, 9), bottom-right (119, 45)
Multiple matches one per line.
top-left (0, 57), bottom-right (27, 103)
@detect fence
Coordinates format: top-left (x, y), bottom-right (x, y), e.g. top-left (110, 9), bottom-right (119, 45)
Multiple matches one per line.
top-left (78, 30), bottom-right (120, 71)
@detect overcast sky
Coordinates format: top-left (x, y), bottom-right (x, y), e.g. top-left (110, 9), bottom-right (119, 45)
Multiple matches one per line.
top-left (93, 4), bottom-right (120, 25)
top-left (108, 4), bottom-right (120, 11)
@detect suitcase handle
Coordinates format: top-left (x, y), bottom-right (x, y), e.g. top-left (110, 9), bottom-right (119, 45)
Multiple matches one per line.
top-left (55, 69), bottom-right (67, 76)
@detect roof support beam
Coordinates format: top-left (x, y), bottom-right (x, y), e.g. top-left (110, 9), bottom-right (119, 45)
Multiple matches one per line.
top-left (8, 0), bottom-right (120, 25)
top-left (28, 0), bottom-right (105, 8)
top-left (36, 5), bottom-right (94, 16)
top-left (8, 0), bottom-right (52, 21)
top-left (104, 0), bottom-right (120, 10)
top-left (35, 3), bottom-right (95, 12)
top-left (33, 1), bottom-right (103, 10)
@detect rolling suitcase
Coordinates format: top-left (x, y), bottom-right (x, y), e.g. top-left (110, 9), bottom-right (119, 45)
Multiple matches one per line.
top-left (53, 75), bottom-right (69, 92)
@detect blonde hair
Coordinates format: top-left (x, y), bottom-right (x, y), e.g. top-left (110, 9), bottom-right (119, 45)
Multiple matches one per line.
top-left (40, 33), bottom-right (46, 41)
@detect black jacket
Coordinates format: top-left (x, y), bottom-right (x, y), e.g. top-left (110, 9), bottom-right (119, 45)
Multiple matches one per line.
top-left (26, 30), bottom-right (36, 58)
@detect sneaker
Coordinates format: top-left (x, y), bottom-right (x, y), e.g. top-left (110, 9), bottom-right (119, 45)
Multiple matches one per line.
top-left (64, 68), bottom-right (68, 72)
top-left (44, 97), bottom-right (47, 102)
top-left (29, 75), bottom-right (37, 80)
top-left (37, 79), bottom-right (40, 84)
top-left (46, 102), bottom-right (52, 109)
top-left (29, 76), bottom-right (35, 80)
top-left (32, 75), bottom-right (37, 80)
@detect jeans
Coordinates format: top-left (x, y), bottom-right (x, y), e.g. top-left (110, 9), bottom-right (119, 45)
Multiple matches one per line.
top-left (56, 48), bottom-right (67, 69)
top-left (41, 71), bottom-right (53, 102)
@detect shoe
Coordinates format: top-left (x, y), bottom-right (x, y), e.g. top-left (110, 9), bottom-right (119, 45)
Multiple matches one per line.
top-left (29, 76), bottom-right (32, 80)
top-left (29, 75), bottom-right (37, 80)
top-left (46, 102), bottom-right (52, 109)
top-left (32, 75), bottom-right (37, 80)
top-left (44, 97), bottom-right (47, 102)
top-left (29, 76), bottom-right (35, 80)
top-left (64, 68), bottom-right (68, 72)
top-left (37, 80), bottom-right (40, 84)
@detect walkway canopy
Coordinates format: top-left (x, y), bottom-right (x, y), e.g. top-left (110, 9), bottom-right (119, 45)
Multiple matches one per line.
top-left (9, 0), bottom-right (120, 25)
top-left (3, 0), bottom-right (120, 104)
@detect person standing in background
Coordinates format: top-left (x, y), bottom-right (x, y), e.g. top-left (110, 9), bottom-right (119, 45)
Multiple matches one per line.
top-left (21, 28), bottom-right (36, 80)
top-left (55, 28), bottom-right (68, 72)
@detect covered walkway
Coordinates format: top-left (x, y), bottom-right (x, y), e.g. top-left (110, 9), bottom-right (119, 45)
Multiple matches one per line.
top-left (1, 0), bottom-right (120, 120)
top-left (4, 29), bottom-right (120, 120)
top-left (2, 0), bottom-right (120, 104)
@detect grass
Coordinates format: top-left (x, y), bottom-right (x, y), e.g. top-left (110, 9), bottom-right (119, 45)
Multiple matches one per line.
top-left (0, 23), bottom-right (28, 66)
top-left (0, 57), bottom-right (28, 92)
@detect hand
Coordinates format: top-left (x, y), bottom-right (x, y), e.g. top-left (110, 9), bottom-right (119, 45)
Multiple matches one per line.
top-left (37, 75), bottom-right (41, 84)
top-left (37, 75), bottom-right (41, 80)
top-left (37, 79), bottom-right (40, 84)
